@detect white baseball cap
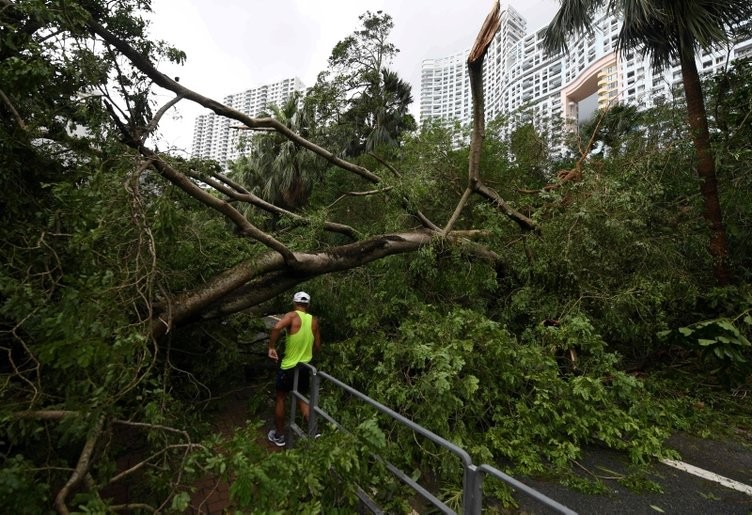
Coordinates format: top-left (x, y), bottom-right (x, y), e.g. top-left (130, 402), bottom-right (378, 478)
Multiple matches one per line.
top-left (293, 291), bottom-right (310, 304)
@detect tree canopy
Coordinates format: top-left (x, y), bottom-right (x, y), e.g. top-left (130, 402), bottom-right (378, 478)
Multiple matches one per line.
top-left (309, 10), bottom-right (416, 156)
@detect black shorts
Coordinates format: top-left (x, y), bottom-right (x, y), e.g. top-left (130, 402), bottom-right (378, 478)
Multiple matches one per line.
top-left (275, 364), bottom-right (310, 394)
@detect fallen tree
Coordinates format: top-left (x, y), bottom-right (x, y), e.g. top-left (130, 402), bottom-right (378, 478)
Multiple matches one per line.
top-left (74, 0), bottom-right (533, 339)
top-left (1, 0), bottom-right (533, 510)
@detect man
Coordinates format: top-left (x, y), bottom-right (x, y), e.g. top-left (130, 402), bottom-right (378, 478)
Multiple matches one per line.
top-left (267, 291), bottom-right (321, 447)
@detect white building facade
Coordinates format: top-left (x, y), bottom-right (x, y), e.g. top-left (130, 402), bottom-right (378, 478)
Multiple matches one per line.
top-left (191, 77), bottom-right (305, 166)
top-left (420, 5), bottom-right (752, 128)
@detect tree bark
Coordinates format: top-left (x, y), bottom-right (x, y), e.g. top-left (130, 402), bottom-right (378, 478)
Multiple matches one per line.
top-left (459, 0), bottom-right (538, 234)
top-left (54, 415), bottom-right (105, 515)
top-left (680, 47), bottom-right (732, 285)
top-left (150, 230), bottom-right (438, 338)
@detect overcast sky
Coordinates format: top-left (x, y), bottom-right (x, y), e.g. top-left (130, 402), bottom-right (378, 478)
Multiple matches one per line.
top-left (147, 0), bottom-right (559, 155)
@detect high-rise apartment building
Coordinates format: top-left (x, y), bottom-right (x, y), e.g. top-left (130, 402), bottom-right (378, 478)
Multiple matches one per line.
top-left (421, 7), bottom-right (527, 124)
top-left (191, 77), bottom-right (305, 166)
top-left (420, 5), bottom-right (752, 129)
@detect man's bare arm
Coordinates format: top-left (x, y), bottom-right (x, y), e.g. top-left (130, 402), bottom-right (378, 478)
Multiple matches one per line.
top-left (312, 317), bottom-right (321, 353)
top-left (268, 313), bottom-right (294, 362)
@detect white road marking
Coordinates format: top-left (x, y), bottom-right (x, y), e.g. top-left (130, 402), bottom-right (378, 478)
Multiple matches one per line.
top-left (660, 459), bottom-right (752, 496)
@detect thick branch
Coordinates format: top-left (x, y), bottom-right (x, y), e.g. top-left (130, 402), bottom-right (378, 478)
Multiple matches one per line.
top-left (86, 17), bottom-right (382, 184)
top-left (459, 0), bottom-right (537, 233)
top-left (193, 230), bottom-right (438, 318)
top-left (151, 251), bottom-right (284, 339)
top-left (54, 415), bottom-right (105, 515)
top-left (415, 211), bottom-right (442, 232)
top-left (185, 168), bottom-right (358, 239)
top-left (475, 183), bottom-right (538, 232)
top-left (442, 1), bottom-right (497, 232)
top-left (443, 186), bottom-right (473, 235)
top-left (152, 218), bottom-right (505, 324)
top-left (466, 0), bottom-right (500, 185)
top-left (0, 88), bottom-right (27, 130)
top-left (202, 228), bottom-right (501, 318)
top-left (468, 0), bottom-right (501, 65)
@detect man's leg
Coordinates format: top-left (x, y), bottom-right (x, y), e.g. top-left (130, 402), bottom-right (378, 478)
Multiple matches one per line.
top-left (296, 365), bottom-right (311, 422)
top-left (296, 398), bottom-right (321, 437)
top-left (274, 391), bottom-right (286, 434)
top-left (297, 398), bottom-right (310, 421)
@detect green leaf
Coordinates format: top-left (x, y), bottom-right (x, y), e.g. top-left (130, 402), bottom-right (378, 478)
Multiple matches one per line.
top-left (714, 319), bottom-right (738, 333)
top-left (170, 492), bottom-right (190, 511)
top-left (678, 327), bottom-right (694, 337)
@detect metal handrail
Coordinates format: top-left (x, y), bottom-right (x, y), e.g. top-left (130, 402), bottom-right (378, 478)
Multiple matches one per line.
top-left (475, 464), bottom-right (577, 515)
top-left (286, 361), bottom-right (576, 515)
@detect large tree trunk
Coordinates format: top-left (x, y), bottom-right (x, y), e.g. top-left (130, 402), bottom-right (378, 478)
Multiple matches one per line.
top-left (148, 229), bottom-right (455, 339)
top-left (680, 49), bottom-right (732, 285)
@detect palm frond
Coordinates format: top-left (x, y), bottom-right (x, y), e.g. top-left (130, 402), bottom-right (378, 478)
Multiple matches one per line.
top-left (548, 0), bottom-right (751, 69)
top-left (543, 0), bottom-right (603, 54)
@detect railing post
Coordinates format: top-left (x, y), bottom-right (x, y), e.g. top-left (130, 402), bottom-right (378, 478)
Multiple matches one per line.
top-left (290, 366), bottom-right (299, 430)
top-left (463, 465), bottom-right (482, 515)
top-left (308, 369), bottom-right (320, 437)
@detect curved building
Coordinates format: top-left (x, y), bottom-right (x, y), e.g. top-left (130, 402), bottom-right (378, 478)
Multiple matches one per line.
top-left (420, 5), bottom-right (752, 129)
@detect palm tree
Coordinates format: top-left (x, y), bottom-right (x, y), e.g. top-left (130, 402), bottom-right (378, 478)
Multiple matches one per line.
top-left (341, 67), bottom-right (416, 156)
top-left (233, 92), bottom-right (320, 211)
top-left (366, 68), bottom-right (416, 152)
top-left (578, 104), bottom-right (641, 157)
top-left (543, 0), bottom-right (752, 285)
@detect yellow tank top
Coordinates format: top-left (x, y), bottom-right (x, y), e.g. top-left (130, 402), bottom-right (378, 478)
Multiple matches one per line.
top-left (281, 311), bottom-right (313, 370)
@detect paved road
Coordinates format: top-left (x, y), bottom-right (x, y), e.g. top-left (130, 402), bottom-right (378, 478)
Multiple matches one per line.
top-left (515, 434), bottom-right (752, 514)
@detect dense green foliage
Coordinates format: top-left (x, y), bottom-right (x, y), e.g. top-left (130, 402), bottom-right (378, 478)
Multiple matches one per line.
top-left (307, 10), bottom-right (416, 156)
top-left (1, 0), bottom-right (751, 512)
top-left (544, 0), bottom-right (752, 285)
top-left (308, 61), bottom-right (752, 506)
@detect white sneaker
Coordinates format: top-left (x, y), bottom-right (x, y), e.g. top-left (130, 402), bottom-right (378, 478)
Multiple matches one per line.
top-left (267, 429), bottom-right (286, 447)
